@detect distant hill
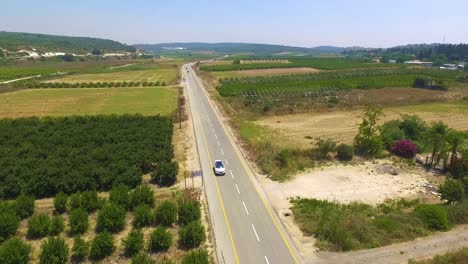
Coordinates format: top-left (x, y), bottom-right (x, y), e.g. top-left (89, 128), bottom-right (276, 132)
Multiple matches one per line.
top-left (0, 31), bottom-right (136, 54)
top-left (134, 42), bottom-right (345, 55)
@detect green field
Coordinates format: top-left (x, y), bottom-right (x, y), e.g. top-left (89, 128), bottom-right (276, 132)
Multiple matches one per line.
top-left (0, 87), bottom-right (178, 118)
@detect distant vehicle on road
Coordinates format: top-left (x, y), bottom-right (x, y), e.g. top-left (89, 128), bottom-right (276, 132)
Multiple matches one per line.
top-left (213, 160), bottom-right (225, 175)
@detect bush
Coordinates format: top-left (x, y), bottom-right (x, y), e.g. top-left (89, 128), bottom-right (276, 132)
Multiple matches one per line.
top-left (130, 185), bottom-right (155, 209)
top-left (14, 194), bottom-right (35, 219)
top-left (380, 120), bottom-right (405, 149)
top-left (68, 208), bottom-right (89, 235)
top-left (109, 184), bottom-right (131, 210)
top-left (438, 178), bottom-right (465, 204)
top-left (81, 190), bottom-right (99, 212)
top-left (132, 253), bottom-right (155, 264)
top-left (414, 204), bottom-right (449, 230)
top-left (50, 215), bottom-right (65, 235)
top-left (39, 237), bottom-right (68, 264)
top-left (391, 140), bottom-right (418, 158)
top-left (96, 203), bottom-right (126, 233)
top-left (54, 192), bottom-right (68, 214)
top-left (27, 213), bottom-right (51, 239)
top-left (0, 238), bottom-right (31, 264)
top-left (179, 221), bottom-right (205, 248)
top-left (89, 232), bottom-right (114, 260)
top-left (448, 200), bottom-right (468, 224)
top-left (336, 144), bottom-right (354, 161)
top-left (123, 229), bottom-right (144, 257)
top-left (0, 210), bottom-right (20, 242)
top-left (133, 204), bottom-right (154, 227)
top-left (148, 227), bottom-right (172, 252)
top-left (151, 161), bottom-right (178, 187)
top-left (178, 199), bottom-right (201, 226)
top-left (155, 200), bottom-right (177, 226)
top-left (68, 193), bottom-right (82, 211)
top-left (72, 236), bottom-right (89, 262)
top-left (182, 249), bottom-right (210, 264)
top-left (314, 138), bottom-right (336, 160)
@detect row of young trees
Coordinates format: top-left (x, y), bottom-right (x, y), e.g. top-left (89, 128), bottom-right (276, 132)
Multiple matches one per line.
top-left (23, 80), bottom-right (168, 89)
top-left (0, 115), bottom-right (176, 198)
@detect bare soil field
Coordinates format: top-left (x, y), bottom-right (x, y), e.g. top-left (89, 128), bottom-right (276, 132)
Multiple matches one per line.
top-left (256, 100), bottom-right (468, 146)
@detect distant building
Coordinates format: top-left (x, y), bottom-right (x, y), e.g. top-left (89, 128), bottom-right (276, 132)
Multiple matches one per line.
top-left (457, 64), bottom-right (465, 70)
top-left (404, 60), bottom-right (433, 67)
top-left (440, 64), bottom-right (458, 70)
top-left (388, 60), bottom-right (397, 63)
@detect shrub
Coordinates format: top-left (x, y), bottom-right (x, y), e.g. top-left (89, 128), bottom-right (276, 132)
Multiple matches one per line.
top-left (0, 210), bottom-right (20, 242)
top-left (132, 253), bottom-right (155, 264)
top-left (148, 227), bottom-right (172, 252)
top-left (314, 138), bottom-right (336, 160)
top-left (96, 203), bottom-right (126, 233)
top-left (161, 81), bottom-right (167, 86)
top-left (54, 192), bottom-right (68, 214)
top-left (68, 193), bottom-right (82, 211)
top-left (72, 236), bottom-right (89, 262)
top-left (155, 200), bottom-right (177, 226)
top-left (123, 229), bottom-right (144, 257)
top-left (178, 199), bottom-right (201, 225)
top-left (130, 185), bottom-right (155, 209)
top-left (14, 194), bottom-right (35, 219)
top-left (68, 208), bottom-right (89, 235)
top-left (438, 178), bottom-right (465, 204)
top-left (133, 204), bottom-right (154, 227)
top-left (447, 200), bottom-right (468, 224)
top-left (0, 238), bottom-right (31, 264)
top-left (336, 144), bottom-right (354, 161)
top-left (81, 190), bottom-right (99, 212)
top-left (179, 221), bottom-right (205, 248)
top-left (27, 213), bottom-right (51, 239)
top-left (391, 140), bottom-right (418, 158)
top-left (50, 215), bottom-right (65, 235)
top-left (414, 204), bottom-right (449, 230)
top-left (379, 120), bottom-right (405, 149)
top-left (151, 161), bottom-right (178, 187)
top-left (109, 184), bottom-right (131, 210)
top-left (182, 249), bottom-right (210, 264)
top-left (39, 237), bottom-right (68, 264)
top-left (354, 105), bottom-right (383, 157)
top-left (89, 232), bottom-right (114, 260)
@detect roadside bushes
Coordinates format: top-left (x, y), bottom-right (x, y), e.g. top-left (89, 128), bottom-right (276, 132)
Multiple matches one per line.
top-left (123, 229), bottom-right (144, 257)
top-left (182, 249), bottom-right (210, 264)
top-left (130, 185), bottom-right (155, 209)
top-left (414, 204), bottom-right (449, 230)
top-left (148, 227), bottom-right (172, 252)
top-left (27, 214), bottom-right (51, 239)
top-left (438, 178), bottom-right (465, 204)
top-left (0, 208), bottom-right (20, 242)
top-left (0, 238), bottom-right (31, 264)
top-left (50, 215), bottom-right (65, 235)
top-left (68, 208), bottom-right (89, 235)
top-left (178, 199), bottom-right (201, 225)
top-left (89, 232), bottom-right (115, 260)
top-left (179, 221), bottom-right (206, 248)
top-left (72, 236), bottom-right (89, 262)
top-left (39, 237), bottom-right (68, 264)
top-left (54, 192), bottom-right (68, 214)
top-left (151, 161), bottom-right (179, 187)
top-left (132, 253), bottom-right (156, 264)
top-left (96, 203), bottom-right (126, 233)
top-left (155, 201), bottom-right (177, 226)
top-left (336, 144), bottom-right (354, 161)
top-left (413, 77), bottom-right (447, 91)
top-left (14, 194), bottom-right (35, 219)
top-left (391, 140), bottom-right (418, 158)
top-left (133, 204), bottom-right (154, 228)
top-left (110, 184), bottom-right (131, 210)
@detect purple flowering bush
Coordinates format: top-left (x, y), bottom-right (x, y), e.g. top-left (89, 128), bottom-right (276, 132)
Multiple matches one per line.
top-left (391, 140), bottom-right (418, 158)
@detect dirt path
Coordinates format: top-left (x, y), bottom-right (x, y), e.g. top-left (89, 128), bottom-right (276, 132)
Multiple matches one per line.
top-left (1, 74), bottom-right (42, 84)
top-left (309, 225), bottom-right (468, 264)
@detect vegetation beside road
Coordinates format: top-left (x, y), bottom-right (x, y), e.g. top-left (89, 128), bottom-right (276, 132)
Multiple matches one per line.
top-left (409, 247), bottom-right (468, 264)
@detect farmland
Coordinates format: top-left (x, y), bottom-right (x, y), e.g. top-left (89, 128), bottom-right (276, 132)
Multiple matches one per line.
top-left (0, 87), bottom-right (178, 118)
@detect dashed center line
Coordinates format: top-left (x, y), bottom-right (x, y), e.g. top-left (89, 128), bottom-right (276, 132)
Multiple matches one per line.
top-left (252, 224), bottom-right (260, 242)
top-left (225, 159), bottom-right (229, 165)
top-left (217, 140), bottom-right (220, 146)
top-left (264, 256), bottom-right (270, 264)
top-left (229, 170), bottom-right (234, 179)
top-left (221, 148), bottom-right (224, 155)
top-left (215, 134), bottom-right (218, 139)
top-left (242, 201), bottom-right (249, 215)
top-left (235, 184), bottom-right (240, 194)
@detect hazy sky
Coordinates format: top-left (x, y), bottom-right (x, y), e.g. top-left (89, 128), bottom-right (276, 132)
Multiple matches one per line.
top-left (2, 0), bottom-right (467, 47)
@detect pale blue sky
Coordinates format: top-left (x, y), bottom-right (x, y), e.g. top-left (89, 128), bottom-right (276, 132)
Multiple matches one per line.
top-left (2, 0), bottom-right (467, 47)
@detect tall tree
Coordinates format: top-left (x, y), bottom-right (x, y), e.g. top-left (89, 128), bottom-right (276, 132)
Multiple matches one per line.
top-left (354, 105), bottom-right (383, 157)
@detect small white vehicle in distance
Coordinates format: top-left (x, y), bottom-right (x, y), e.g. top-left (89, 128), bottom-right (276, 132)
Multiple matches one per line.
top-left (213, 160), bottom-right (226, 175)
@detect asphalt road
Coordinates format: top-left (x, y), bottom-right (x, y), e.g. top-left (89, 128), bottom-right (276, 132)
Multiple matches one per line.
top-left (183, 64), bottom-right (302, 264)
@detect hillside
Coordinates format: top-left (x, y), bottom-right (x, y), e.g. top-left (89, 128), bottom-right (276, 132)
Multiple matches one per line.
top-left (0, 31), bottom-right (136, 54)
top-left (134, 42), bottom-right (344, 55)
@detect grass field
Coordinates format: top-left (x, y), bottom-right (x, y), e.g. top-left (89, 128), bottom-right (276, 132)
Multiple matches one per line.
top-left (46, 68), bottom-right (178, 84)
top-left (0, 87), bottom-right (178, 118)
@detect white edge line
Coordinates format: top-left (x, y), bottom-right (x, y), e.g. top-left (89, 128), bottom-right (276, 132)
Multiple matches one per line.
top-left (235, 184), bottom-right (240, 194)
top-left (242, 201), bottom-right (249, 215)
top-left (252, 224), bottom-right (260, 242)
top-left (264, 256), bottom-right (270, 264)
top-left (225, 159), bottom-right (229, 165)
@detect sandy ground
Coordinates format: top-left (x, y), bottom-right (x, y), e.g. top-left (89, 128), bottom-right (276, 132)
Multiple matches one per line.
top-left (257, 104), bottom-right (468, 146)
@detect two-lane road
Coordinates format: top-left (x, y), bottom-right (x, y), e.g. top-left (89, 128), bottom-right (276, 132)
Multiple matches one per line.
top-left (183, 64), bottom-right (302, 264)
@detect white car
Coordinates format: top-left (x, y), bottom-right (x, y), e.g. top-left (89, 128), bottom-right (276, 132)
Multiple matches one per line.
top-left (213, 160), bottom-right (226, 175)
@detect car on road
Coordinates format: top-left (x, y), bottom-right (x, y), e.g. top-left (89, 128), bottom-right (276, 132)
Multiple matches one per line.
top-left (213, 160), bottom-right (225, 175)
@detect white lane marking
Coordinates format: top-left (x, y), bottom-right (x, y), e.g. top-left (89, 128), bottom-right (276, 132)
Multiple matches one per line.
top-left (221, 148), bottom-right (224, 155)
top-left (230, 170), bottom-right (234, 179)
top-left (242, 201), bottom-right (249, 215)
top-left (235, 184), bottom-right (240, 194)
top-left (252, 224), bottom-right (260, 242)
top-left (225, 159), bottom-right (229, 165)
top-left (264, 256), bottom-right (270, 264)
